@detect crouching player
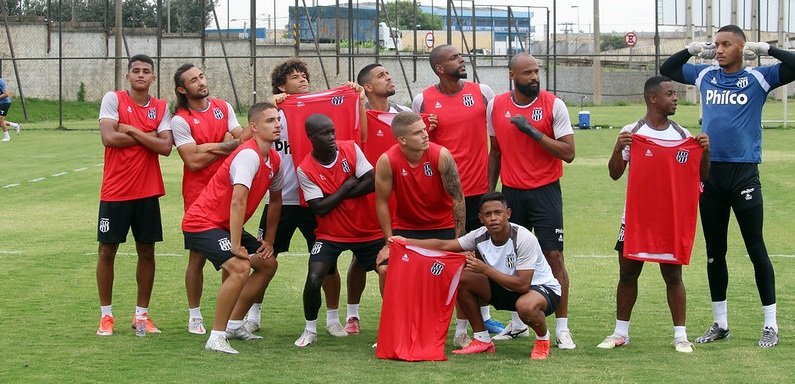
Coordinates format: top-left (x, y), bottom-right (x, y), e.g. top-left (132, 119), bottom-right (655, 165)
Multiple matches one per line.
top-left (395, 191), bottom-right (560, 359)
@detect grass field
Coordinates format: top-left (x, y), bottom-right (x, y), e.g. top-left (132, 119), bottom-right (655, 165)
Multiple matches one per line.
top-left (0, 106), bottom-right (793, 383)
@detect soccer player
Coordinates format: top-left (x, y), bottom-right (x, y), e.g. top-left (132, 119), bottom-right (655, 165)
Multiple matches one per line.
top-left (357, 63), bottom-right (412, 113)
top-left (394, 192), bottom-right (562, 360)
top-left (661, 24), bottom-right (795, 347)
top-left (182, 102), bottom-right (283, 354)
top-left (0, 76), bottom-right (21, 141)
top-left (95, 54), bottom-right (173, 336)
top-left (599, 76), bottom-right (710, 353)
top-left (293, 114), bottom-right (386, 346)
top-left (171, 63), bottom-right (248, 335)
top-left (412, 44), bottom-right (504, 336)
top-left (486, 53), bottom-right (577, 349)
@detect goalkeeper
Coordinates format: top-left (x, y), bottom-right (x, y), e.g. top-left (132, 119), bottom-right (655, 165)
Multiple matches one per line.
top-left (661, 24), bottom-right (795, 348)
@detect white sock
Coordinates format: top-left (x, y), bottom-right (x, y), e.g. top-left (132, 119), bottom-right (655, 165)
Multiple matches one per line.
top-left (615, 320), bottom-right (630, 337)
top-left (347, 304), bottom-right (360, 321)
top-left (3, 132), bottom-right (9, 138)
top-left (135, 306), bottom-right (147, 316)
top-left (8, 122), bottom-right (18, 128)
top-left (763, 303), bottom-right (778, 332)
top-left (473, 331), bottom-right (491, 343)
top-left (209, 330), bottom-right (226, 341)
top-left (306, 319), bottom-right (318, 334)
top-left (674, 326), bottom-right (687, 340)
top-left (455, 319), bottom-right (469, 337)
top-left (189, 307), bottom-right (202, 320)
top-left (247, 303), bottom-right (262, 324)
top-left (326, 309), bottom-right (340, 326)
top-left (227, 320), bottom-right (244, 330)
top-left (555, 317), bottom-right (569, 333)
top-left (537, 331), bottom-right (550, 341)
top-left (100, 305), bottom-right (113, 317)
top-left (480, 306), bottom-right (491, 321)
top-left (511, 312), bottom-right (523, 327)
top-left (712, 301), bottom-right (728, 329)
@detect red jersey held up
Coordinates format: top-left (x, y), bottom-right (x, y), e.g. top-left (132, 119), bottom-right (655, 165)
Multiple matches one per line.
top-left (385, 142), bottom-right (454, 231)
top-left (101, 91), bottom-right (168, 201)
top-left (298, 141), bottom-right (382, 242)
top-left (490, 90), bottom-right (564, 189)
top-left (182, 139), bottom-right (281, 232)
top-left (175, 98), bottom-right (233, 211)
top-left (624, 135), bottom-right (703, 265)
top-left (420, 82), bottom-right (488, 197)
top-left (376, 239), bottom-right (466, 361)
top-left (280, 86), bottom-right (361, 175)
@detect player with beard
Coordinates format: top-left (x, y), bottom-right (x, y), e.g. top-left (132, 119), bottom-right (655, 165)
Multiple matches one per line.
top-left (486, 53), bottom-right (577, 350)
top-left (412, 44), bottom-right (504, 343)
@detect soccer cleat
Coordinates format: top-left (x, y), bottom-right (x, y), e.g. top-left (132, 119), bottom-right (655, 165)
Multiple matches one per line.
top-left (226, 326), bottom-right (263, 340)
top-left (15, 124), bottom-right (20, 135)
top-left (2, 136), bottom-right (10, 142)
top-left (758, 327), bottom-right (779, 348)
top-left (597, 333), bottom-right (630, 349)
top-left (326, 322), bottom-right (348, 337)
top-left (205, 336), bottom-right (239, 354)
top-left (695, 322), bottom-right (730, 344)
top-left (294, 329), bottom-right (317, 347)
top-left (345, 317), bottom-right (360, 335)
top-left (131, 313), bottom-right (161, 333)
top-left (453, 333), bottom-right (473, 349)
top-left (484, 318), bottom-right (505, 334)
top-left (188, 318), bottom-right (206, 335)
top-left (530, 339), bottom-right (551, 360)
top-left (242, 319), bottom-right (260, 333)
top-left (673, 337), bottom-right (694, 353)
top-left (452, 339), bottom-right (496, 354)
top-left (556, 329), bottom-right (576, 350)
top-left (96, 315), bottom-right (115, 336)
top-left (492, 322), bottom-right (530, 340)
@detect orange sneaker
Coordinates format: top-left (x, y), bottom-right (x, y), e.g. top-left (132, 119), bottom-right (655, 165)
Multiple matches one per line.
top-left (452, 339), bottom-right (496, 354)
top-left (531, 339), bottom-right (551, 360)
top-left (96, 315), bottom-right (115, 336)
top-left (345, 317), bottom-right (360, 335)
top-left (131, 313), bottom-right (162, 333)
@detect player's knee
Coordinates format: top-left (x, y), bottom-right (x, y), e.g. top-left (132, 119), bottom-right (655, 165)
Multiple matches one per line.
top-left (223, 258), bottom-right (251, 280)
top-left (252, 256), bottom-right (278, 275)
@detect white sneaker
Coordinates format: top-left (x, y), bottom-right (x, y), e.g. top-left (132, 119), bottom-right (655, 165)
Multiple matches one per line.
top-left (326, 322), bottom-right (348, 337)
top-left (673, 337), bottom-right (694, 353)
top-left (492, 322), bottom-right (530, 340)
top-left (188, 318), bottom-right (206, 335)
top-left (226, 326), bottom-right (263, 340)
top-left (295, 329), bottom-right (317, 347)
top-left (556, 329), bottom-right (577, 350)
top-left (597, 333), bottom-right (629, 349)
top-left (243, 319), bottom-right (260, 333)
top-left (15, 124), bottom-right (20, 135)
top-left (2, 136), bottom-right (10, 142)
top-left (205, 336), bottom-right (239, 354)
top-left (453, 333), bottom-right (473, 349)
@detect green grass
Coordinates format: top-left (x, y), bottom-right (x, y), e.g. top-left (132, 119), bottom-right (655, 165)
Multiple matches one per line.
top-left (0, 112), bottom-right (793, 383)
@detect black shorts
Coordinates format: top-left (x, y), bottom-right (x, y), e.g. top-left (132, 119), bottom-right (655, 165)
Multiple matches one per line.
top-left (258, 204), bottom-right (317, 254)
top-left (701, 162), bottom-right (763, 212)
top-left (503, 182), bottom-right (564, 251)
top-left (488, 280), bottom-right (560, 317)
top-left (183, 229), bottom-right (261, 270)
top-left (97, 197), bottom-right (163, 244)
top-left (0, 103), bottom-right (9, 116)
top-left (614, 223), bottom-right (625, 253)
top-left (465, 194), bottom-right (484, 232)
top-left (393, 228), bottom-right (456, 240)
top-left (309, 238), bottom-right (385, 272)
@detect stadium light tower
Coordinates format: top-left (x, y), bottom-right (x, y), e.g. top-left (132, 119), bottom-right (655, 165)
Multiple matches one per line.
top-left (571, 5), bottom-right (580, 33)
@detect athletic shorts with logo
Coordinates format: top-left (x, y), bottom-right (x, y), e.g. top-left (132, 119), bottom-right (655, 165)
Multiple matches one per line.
top-left (488, 280), bottom-right (560, 316)
top-left (309, 238), bottom-right (385, 272)
top-left (183, 229), bottom-right (262, 270)
top-left (502, 182), bottom-right (564, 251)
top-left (97, 196), bottom-right (163, 244)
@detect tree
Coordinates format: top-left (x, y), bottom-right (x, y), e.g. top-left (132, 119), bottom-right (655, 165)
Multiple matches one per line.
top-left (383, 1), bottom-right (442, 30)
top-left (601, 34), bottom-right (627, 51)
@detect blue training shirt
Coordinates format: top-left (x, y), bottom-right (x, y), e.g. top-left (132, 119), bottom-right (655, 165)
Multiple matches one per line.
top-left (682, 63), bottom-right (781, 163)
top-left (0, 79), bottom-right (10, 106)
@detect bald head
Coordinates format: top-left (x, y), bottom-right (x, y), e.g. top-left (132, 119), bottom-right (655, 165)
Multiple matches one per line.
top-left (304, 113), bottom-right (334, 136)
top-left (429, 44), bottom-right (454, 69)
top-left (509, 53), bottom-right (536, 71)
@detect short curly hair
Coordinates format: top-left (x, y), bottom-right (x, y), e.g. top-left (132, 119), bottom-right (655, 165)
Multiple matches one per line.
top-left (271, 58), bottom-right (310, 95)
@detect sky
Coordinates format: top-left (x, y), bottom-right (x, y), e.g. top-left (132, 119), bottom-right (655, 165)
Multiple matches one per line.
top-left (210, 0), bottom-right (659, 35)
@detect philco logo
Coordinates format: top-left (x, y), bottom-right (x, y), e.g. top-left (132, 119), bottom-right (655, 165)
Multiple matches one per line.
top-left (331, 96), bottom-right (345, 106)
top-left (423, 162), bottom-right (433, 176)
top-left (531, 108), bottom-right (543, 121)
top-left (212, 108), bottom-right (224, 120)
top-left (218, 237), bottom-right (232, 251)
top-left (430, 260), bottom-right (445, 275)
top-left (462, 94), bottom-right (475, 107)
top-left (676, 148), bottom-right (690, 163)
top-left (147, 108), bottom-right (157, 120)
top-left (705, 89), bottom-right (748, 105)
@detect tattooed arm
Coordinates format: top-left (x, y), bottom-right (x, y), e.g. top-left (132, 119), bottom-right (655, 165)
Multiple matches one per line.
top-left (439, 147), bottom-right (466, 237)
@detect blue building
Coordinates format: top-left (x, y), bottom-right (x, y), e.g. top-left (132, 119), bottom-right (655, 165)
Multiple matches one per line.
top-left (418, 5), bottom-right (535, 42)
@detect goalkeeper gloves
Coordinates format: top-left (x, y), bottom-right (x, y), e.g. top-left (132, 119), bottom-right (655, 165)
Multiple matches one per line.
top-left (686, 42), bottom-right (717, 60)
top-left (510, 115), bottom-right (544, 142)
top-left (743, 42), bottom-right (770, 61)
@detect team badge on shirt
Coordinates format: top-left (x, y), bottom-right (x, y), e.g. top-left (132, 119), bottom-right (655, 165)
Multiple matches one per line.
top-left (737, 77), bottom-right (749, 88)
top-left (218, 237), bottom-right (232, 251)
top-left (676, 148), bottom-right (690, 163)
top-left (462, 94), bottom-right (475, 107)
top-left (531, 108), bottom-right (543, 121)
top-left (341, 158), bottom-right (351, 173)
top-left (505, 253), bottom-right (516, 270)
top-left (147, 108), bottom-right (157, 120)
top-left (99, 218), bottom-right (110, 233)
top-left (423, 162), bottom-right (433, 177)
top-left (212, 108), bottom-right (224, 120)
top-left (430, 260), bottom-right (445, 275)
top-left (331, 96), bottom-right (345, 106)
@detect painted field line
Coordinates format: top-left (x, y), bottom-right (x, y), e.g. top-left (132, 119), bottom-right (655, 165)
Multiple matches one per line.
top-left (2, 183), bottom-right (20, 188)
top-left (52, 172), bottom-right (68, 177)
